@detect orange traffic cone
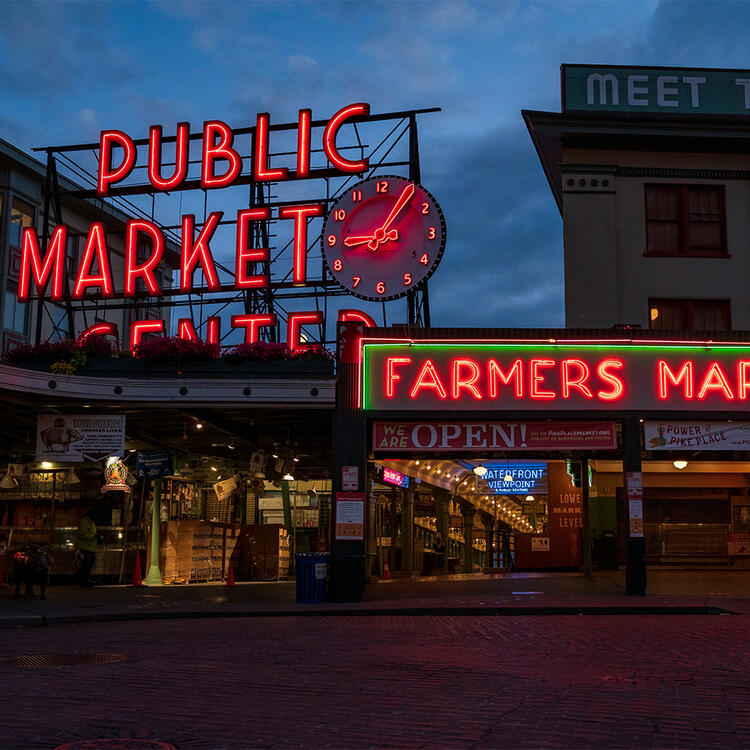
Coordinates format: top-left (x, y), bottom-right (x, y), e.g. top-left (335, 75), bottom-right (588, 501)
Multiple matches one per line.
top-left (383, 561), bottom-right (391, 580)
top-left (226, 566), bottom-right (236, 587)
top-left (132, 555), bottom-right (143, 587)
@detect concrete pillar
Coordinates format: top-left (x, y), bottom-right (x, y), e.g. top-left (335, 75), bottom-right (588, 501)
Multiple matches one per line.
top-left (144, 478), bottom-right (163, 586)
top-left (402, 489), bottom-right (415, 574)
top-left (623, 418), bottom-right (646, 595)
top-left (484, 515), bottom-right (496, 569)
top-left (461, 505), bottom-right (475, 573)
top-left (581, 457), bottom-right (592, 577)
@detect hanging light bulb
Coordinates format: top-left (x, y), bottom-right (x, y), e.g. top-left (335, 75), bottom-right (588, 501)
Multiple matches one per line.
top-left (0, 472), bottom-right (18, 489)
top-left (282, 473), bottom-right (295, 481)
top-left (63, 467), bottom-right (80, 485)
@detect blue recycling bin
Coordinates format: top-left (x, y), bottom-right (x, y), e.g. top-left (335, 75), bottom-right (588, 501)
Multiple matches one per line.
top-left (295, 553), bottom-right (328, 603)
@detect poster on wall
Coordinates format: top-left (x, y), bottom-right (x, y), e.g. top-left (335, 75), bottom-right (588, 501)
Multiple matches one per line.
top-left (36, 414), bottom-right (125, 462)
top-left (645, 421), bottom-right (750, 451)
top-left (335, 492), bottom-right (365, 540)
top-left (136, 451), bottom-right (174, 478)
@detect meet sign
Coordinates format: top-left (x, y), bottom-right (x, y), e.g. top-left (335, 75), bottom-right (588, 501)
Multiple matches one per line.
top-left (563, 64), bottom-right (750, 115)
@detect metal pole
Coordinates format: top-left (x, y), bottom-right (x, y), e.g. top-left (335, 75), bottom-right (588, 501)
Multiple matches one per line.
top-left (143, 478), bottom-right (163, 586)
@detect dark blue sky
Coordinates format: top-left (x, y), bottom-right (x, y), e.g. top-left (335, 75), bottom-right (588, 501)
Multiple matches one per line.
top-left (2, 1), bottom-right (749, 330)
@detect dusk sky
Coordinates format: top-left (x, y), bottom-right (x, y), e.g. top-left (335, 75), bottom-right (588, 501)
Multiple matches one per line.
top-left (2, 0), bottom-right (749, 332)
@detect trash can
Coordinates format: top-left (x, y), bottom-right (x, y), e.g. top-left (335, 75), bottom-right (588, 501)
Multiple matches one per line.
top-left (599, 530), bottom-right (617, 570)
top-left (327, 554), bottom-right (365, 602)
top-left (295, 552), bottom-right (328, 603)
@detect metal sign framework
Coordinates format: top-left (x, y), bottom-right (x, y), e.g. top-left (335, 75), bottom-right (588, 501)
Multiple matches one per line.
top-left (31, 107), bottom-right (440, 346)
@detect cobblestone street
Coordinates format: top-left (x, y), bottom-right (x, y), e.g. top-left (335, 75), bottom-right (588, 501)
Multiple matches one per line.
top-left (2, 613), bottom-right (750, 749)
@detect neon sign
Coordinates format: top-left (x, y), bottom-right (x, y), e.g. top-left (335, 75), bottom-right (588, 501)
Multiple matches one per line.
top-left (362, 339), bottom-right (750, 413)
top-left (382, 467), bottom-right (409, 488)
top-left (482, 462), bottom-right (548, 495)
top-left (20, 104), bottom-right (387, 348)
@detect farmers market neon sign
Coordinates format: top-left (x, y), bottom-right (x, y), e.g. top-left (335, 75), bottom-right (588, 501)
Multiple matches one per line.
top-left (361, 339), bottom-right (750, 413)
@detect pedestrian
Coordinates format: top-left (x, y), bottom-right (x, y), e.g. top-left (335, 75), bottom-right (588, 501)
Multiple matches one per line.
top-left (76, 508), bottom-right (97, 587)
top-left (434, 531), bottom-right (446, 570)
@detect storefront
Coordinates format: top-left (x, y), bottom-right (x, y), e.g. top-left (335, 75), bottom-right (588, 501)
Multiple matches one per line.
top-left (331, 325), bottom-right (750, 594)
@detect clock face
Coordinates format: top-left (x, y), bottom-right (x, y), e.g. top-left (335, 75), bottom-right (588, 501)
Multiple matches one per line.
top-left (321, 175), bottom-right (446, 301)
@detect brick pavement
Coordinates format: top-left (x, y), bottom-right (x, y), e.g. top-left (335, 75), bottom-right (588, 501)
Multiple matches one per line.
top-left (1, 613), bottom-right (749, 749)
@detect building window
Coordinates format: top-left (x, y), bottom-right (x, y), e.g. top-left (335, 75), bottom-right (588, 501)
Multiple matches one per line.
top-left (3, 288), bottom-right (27, 333)
top-left (645, 184), bottom-right (726, 256)
top-left (649, 299), bottom-right (730, 330)
top-left (7, 197), bottom-right (35, 281)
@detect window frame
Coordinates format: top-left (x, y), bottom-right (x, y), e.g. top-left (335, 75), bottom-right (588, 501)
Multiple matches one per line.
top-left (644, 183), bottom-right (728, 258)
top-left (648, 298), bottom-right (731, 331)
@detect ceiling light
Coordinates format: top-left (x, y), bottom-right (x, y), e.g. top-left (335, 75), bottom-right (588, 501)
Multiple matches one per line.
top-left (0, 473), bottom-right (18, 489)
top-left (415, 460), bottom-right (420, 465)
top-left (673, 460), bottom-right (688, 470)
top-left (282, 473), bottom-right (295, 481)
top-left (63, 468), bottom-right (80, 485)
top-left (272, 453), bottom-right (279, 459)
top-left (228, 443), bottom-right (235, 450)
top-left (211, 466), bottom-right (217, 472)
top-left (40, 461), bottom-right (53, 470)
top-left (473, 466), bottom-right (487, 477)
top-left (293, 457), bottom-right (299, 462)
top-left (525, 495), bottom-right (534, 502)
top-left (196, 423), bottom-right (203, 430)
top-left (426, 464), bottom-right (431, 470)
top-left (504, 472), bottom-right (513, 482)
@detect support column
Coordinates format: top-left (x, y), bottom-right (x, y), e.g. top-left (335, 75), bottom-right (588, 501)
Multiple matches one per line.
top-left (143, 478), bottom-right (163, 586)
top-left (623, 418), bottom-right (646, 595)
top-left (581, 457), bottom-right (592, 577)
top-left (484, 515), bottom-right (496, 570)
top-left (402, 490), bottom-right (415, 574)
top-left (461, 505), bottom-right (475, 574)
top-left (435, 489), bottom-right (449, 570)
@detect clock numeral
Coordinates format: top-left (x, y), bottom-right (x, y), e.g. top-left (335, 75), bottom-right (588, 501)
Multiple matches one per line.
top-left (376, 281), bottom-right (386, 294)
top-left (327, 234), bottom-right (337, 247)
top-left (422, 202), bottom-right (430, 215)
top-left (352, 190), bottom-right (362, 203)
top-left (376, 180), bottom-right (389, 193)
top-left (427, 227), bottom-right (436, 240)
top-left (403, 273), bottom-right (412, 285)
top-left (333, 259), bottom-right (343, 272)
top-left (419, 253), bottom-right (429, 265)
top-left (352, 276), bottom-right (361, 288)
top-left (334, 209), bottom-right (346, 221)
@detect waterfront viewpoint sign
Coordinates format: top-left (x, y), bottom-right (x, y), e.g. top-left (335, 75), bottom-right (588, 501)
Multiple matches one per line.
top-left (361, 339), bottom-right (750, 413)
top-left (563, 64), bottom-right (750, 116)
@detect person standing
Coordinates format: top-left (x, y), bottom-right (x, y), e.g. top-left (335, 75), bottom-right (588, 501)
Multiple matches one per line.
top-left (77, 509), bottom-right (97, 587)
top-left (434, 531), bottom-right (446, 571)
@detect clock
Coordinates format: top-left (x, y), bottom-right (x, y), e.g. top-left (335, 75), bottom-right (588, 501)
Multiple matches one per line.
top-left (321, 175), bottom-right (446, 301)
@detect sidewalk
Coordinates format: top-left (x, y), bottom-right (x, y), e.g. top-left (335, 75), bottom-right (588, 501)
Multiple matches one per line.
top-left (3, 568), bottom-right (750, 627)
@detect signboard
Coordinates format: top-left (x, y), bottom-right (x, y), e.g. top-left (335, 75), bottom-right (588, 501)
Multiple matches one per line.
top-left (645, 421), bottom-right (750, 451)
top-left (382, 467), bottom-right (409, 488)
top-left (342, 465), bottom-right (359, 491)
top-left (213, 475), bottom-right (240, 501)
top-left (102, 457), bottom-right (130, 492)
top-left (292, 508), bottom-right (319, 528)
top-left (36, 414), bottom-right (125, 462)
top-left (563, 64), bottom-right (750, 115)
top-left (362, 340), bottom-right (750, 413)
top-left (335, 492), bottom-right (365, 540)
top-left (135, 451), bottom-right (174, 478)
top-left (373, 420), bottom-right (616, 451)
top-left (481, 462), bottom-right (547, 495)
top-left (531, 537), bottom-right (550, 552)
top-left (626, 471), bottom-right (644, 538)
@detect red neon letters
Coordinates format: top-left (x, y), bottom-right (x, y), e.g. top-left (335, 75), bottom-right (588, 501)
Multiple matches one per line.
top-left (235, 208), bottom-right (270, 289)
top-left (18, 225), bottom-right (66, 302)
top-left (279, 204), bottom-right (323, 285)
top-left (254, 113), bottom-right (288, 181)
top-left (125, 220), bottom-right (164, 296)
top-left (287, 311), bottom-right (322, 351)
top-left (383, 356), bottom-right (628, 404)
top-left (231, 314), bottom-right (276, 344)
top-left (97, 130), bottom-right (136, 196)
top-left (180, 212), bottom-right (222, 292)
top-left (323, 103), bottom-right (370, 173)
top-left (148, 123), bottom-right (189, 191)
top-left (201, 121), bottom-right (242, 190)
top-left (73, 223), bottom-right (114, 298)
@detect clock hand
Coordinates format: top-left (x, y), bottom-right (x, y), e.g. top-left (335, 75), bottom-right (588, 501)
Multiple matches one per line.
top-left (343, 235), bottom-right (376, 248)
top-left (368, 183), bottom-right (415, 251)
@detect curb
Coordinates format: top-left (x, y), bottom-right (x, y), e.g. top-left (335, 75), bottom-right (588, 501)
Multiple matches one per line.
top-left (0, 604), bottom-right (735, 627)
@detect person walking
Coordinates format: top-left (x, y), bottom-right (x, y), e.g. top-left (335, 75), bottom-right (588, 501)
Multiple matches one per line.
top-left (76, 509), bottom-right (97, 587)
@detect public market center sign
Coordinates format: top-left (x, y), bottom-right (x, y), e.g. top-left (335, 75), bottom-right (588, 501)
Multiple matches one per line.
top-left (361, 339), bottom-right (750, 413)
